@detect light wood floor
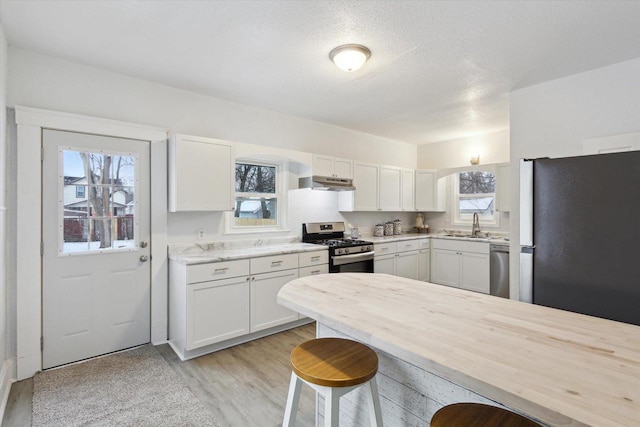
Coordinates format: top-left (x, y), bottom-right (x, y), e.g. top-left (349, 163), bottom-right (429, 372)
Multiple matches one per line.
top-left (2, 323), bottom-right (316, 427)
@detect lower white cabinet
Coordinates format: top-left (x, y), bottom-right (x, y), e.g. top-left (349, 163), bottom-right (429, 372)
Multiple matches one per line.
top-left (374, 238), bottom-right (430, 281)
top-left (430, 240), bottom-right (489, 294)
top-left (169, 249), bottom-right (327, 360)
top-left (186, 275), bottom-right (250, 351)
top-left (250, 269), bottom-right (299, 332)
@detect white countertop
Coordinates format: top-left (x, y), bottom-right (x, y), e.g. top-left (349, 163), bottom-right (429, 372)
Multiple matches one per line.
top-left (278, 273), bottom-right (640, 427)
top-left (169, 242), bottom-right (324, 265)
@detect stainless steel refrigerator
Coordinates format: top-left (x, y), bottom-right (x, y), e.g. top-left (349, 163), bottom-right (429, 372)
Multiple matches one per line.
top-left (519, 151), bottom-right (640, 326)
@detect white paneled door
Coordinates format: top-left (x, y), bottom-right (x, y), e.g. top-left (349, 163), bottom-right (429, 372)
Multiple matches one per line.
top-left (42, 129), bottom-right (151, 369)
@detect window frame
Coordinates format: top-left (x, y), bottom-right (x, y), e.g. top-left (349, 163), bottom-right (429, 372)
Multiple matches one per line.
top-left (75, 185), bottom-right (85, 198)
top-left (451, 171), bottom-right (498, 227)
top-left (226, 159), bottom-right (287, 234)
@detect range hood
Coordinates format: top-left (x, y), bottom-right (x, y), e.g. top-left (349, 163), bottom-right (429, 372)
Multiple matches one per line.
top-left (299, 175), bottom-right (356, 191)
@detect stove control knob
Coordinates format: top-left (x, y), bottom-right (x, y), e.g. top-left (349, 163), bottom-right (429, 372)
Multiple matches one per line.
top-left (344, 248), bottom-right (350, 254)
top-left (337, 248), bottom-right (343, 255)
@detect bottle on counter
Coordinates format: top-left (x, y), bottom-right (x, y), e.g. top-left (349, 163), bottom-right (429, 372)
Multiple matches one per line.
top-left (384, 221), bottom-right (394, 236)
top-left (393, 219), bottom-right (402, 235)
top-left (374, 224), bottom-right (384, 237)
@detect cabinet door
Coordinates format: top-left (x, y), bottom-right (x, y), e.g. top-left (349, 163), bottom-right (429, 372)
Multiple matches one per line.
top-left (186, 276), bottom-right (250, 350)
top-left (415, 170), bottom-right (437, 211)
top-left (251, 269), bottom-right (299, 332)
top-left (396, 251), bottom-right (419, 280)
top-left (379, 165), bottom-right (402, 211)
top-left (312, 154), bottom-right (335, 177)
top-left (334, 157), bottom-right (354, 179)
top-left (169, 134), bottom-right (234, 212)
top-left (431, 249), bottom-right (460, 287)
top-left (374, 254), bottom-right (396, 275)
top-left (460, 252), bottom-right (490, 294)
top-left (417, 249), bottom-right (430, 282)
top-left (298, 264), bottom-right (329, 277)
top-left (353, 162), bottom-right (379, 211)
top-left (402, 169), bottom-right (415, 211)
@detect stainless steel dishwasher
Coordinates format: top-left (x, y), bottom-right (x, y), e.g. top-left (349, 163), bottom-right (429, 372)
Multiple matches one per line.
top-left (490, 243), bottom-right (510, 298)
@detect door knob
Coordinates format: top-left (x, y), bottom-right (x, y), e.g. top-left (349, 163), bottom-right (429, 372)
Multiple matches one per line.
top-left (140, 241), bottom-right (148, 248)
top-left (140, 255), bottom-right (149, 262)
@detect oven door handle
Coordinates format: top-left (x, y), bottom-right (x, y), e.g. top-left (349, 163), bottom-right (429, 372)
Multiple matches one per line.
top-left (331, 251), bottom-right (375, 266)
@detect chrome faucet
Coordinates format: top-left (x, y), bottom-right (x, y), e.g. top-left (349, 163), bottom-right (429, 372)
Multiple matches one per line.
top-left (472, 212), bottom-right (481, 237)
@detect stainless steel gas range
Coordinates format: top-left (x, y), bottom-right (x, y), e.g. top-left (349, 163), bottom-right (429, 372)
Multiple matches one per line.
top-left (302, 222), bottom-right (374, 273)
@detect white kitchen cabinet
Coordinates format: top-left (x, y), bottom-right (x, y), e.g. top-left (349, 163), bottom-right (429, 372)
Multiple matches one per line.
top-left (251, 269), bottom-right (299, 332)
top-left (169, 134), bottom-right (234, 212)
top-left (186, 275), bottom-right (250, 351)
top-left (339, 161), bottom-right (379, 211)
top-left (417, 248), bottom-right (430, 282)
top-left (374, 253), bottom-right (396, 275)
top-left (170, 259), bottom-right (251, 358)
top-left (415, 169), bottom-right (445, 212)
top-left (379, 165), bottom-right (402, 211)
top-left (298, 250), bottom-right (329, 277)
top-left (402, 169), bottom-right (415, 211)
top-left (312, 154), bottom-right (353, 179)
top-left (396, 251), bottom-right (419, 280)
top-left (430, 239), bottom-right (490, 294)
top-left (496, 163), bottom-right (511, 212)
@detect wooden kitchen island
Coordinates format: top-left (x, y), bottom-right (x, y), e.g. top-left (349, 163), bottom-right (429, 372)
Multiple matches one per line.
top-left (277, 273), bottom-right (640, 427)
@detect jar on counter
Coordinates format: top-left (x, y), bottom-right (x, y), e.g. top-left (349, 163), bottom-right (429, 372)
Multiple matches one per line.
top-left (374, 224), bottom-right (384, 237)
top-left (393, 219), bottom-right (402, 235)
top-left (384, 221), bottom-right (394, 236)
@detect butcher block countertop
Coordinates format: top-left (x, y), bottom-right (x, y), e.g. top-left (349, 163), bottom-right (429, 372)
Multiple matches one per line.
top-left (277, 273), bottom-right (640, 427)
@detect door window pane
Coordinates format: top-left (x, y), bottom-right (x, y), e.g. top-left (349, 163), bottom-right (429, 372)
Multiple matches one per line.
top-left (61, 149), bottom-right (137, 254)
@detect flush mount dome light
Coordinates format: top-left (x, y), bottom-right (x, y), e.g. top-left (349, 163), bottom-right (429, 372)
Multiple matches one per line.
top-left (329, 44), bottom-right (371, 72)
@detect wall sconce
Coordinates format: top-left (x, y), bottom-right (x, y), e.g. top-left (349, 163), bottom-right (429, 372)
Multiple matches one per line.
top-left (470, 154), bottom-right (480, 165)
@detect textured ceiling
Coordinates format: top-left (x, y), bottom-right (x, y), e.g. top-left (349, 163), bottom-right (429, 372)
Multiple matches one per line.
top-left (1, 1), bottom-right (639, 145)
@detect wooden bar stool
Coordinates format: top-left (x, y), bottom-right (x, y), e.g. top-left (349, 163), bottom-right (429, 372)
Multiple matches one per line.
top-left (431, 403), bottom-right (541, 427)
top-left (283, 337), bottom-right (383, 427)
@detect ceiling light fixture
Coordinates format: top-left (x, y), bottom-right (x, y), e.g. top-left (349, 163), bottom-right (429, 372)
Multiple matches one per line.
top-left (329, 44), bottom-right (371, 72)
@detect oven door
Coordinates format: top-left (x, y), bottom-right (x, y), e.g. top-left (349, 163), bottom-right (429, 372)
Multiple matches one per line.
top-left (330, 251), bottom-right (375, 273)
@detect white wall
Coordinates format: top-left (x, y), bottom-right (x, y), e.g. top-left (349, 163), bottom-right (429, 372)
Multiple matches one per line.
top-left (417, 129), bottom-right (509, 169)
top-left (7, 47), bottom-right (419, 243)
top-left (509, 58), bottom-right (640, 300)
top-left (0, 18), bottom-right (12, 406)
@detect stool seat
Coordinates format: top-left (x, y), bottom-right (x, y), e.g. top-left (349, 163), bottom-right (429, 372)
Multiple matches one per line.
top-left (291, 337), bottom-right (378, 388)
top-left (431, 403), bottom-right (541, 427)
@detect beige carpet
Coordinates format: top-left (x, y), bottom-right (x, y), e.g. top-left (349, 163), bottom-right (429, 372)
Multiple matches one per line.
top-left (32, 345), bottom-right (220, 427)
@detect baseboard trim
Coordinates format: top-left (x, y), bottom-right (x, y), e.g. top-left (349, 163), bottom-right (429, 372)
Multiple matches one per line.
top-left (0, 358), bottom-right (17, 425)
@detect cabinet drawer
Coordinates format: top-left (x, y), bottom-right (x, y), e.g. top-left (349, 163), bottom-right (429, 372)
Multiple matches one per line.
top-left (431, 239), bottom-right (489, 254)
top-left (374, 242), bottom-right (397, 256)
top-left (251, 253), bottom-right (298, 274)
top-left (396, 239), bottom-right (421, 253)
top-left (299, 250), bottom-right (329, 267)
top-left (299, 264), bottom-right (329, 277)
top-left (187, 259), bottom-right (250, 284)
top-left (417, 239), bottom-right (430, 250)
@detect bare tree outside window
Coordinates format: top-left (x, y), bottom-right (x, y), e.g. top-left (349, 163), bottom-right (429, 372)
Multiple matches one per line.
top-left (459, 172), bottom-right (496, 194)
top-left (457, 171), bottom-right (496, 221)
top-left (234, 163), bottom-right (278, 226)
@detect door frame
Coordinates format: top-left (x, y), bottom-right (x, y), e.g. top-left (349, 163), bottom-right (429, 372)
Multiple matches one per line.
top-left (15, 106), bottom-right (168, 380)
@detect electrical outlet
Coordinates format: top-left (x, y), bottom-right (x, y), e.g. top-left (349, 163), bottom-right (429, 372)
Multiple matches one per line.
top-left (197, 229), bottom-right (205, 240)
top-left (443, 219), bottom-right (450, 226)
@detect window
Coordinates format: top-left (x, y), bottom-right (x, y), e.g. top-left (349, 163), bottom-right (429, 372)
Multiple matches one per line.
top-left (233, 162), bottom-right (279, 228)
top-left (453, 171), bottom-right (497, 225)
top-left (76, 185), bottom-right (85, 198)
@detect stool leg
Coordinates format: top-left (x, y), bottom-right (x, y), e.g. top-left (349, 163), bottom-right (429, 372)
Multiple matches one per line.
top-left (367, 376), bottom-right (383, 426)
top-left (283, 372), bottom-right (302, 427)
top-left (324, 387), bottom-right (340, 427)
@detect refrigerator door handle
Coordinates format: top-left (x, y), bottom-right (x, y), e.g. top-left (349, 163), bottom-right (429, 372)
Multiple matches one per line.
top-left (519, 249), bottom-right (533, 304)
top-left (520, 159), bottom-right (534, 247)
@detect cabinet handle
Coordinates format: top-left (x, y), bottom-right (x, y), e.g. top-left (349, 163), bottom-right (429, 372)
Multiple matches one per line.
top-left (381, 248), bottom-right (388, 251)
top-left (271, 260), bottom-right (283, 266)
top-left (213, 267), bottom-right (229, 273)
top-left (311, 270), bottom-right (321, 275)
top-left (246, 277), bottom-right (250, 281)
top-left (311, 256), bottom-right (320, 261)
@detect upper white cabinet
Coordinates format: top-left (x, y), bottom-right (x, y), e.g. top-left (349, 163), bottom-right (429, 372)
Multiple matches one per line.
top-left (401, 169), bottom-right (415, 211)
top-left (415, 169), bottom-right (444, 211)
top-left (312, 154), bottom-right (353, 179)
top-left (379, 165), bottom-right (402, 211)
top-left (169, 134), bottom-right (234, 212)
top-left (340, 163), bottom-right (415, 212)
top-left (496, 163), bottom-right (510, 212)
